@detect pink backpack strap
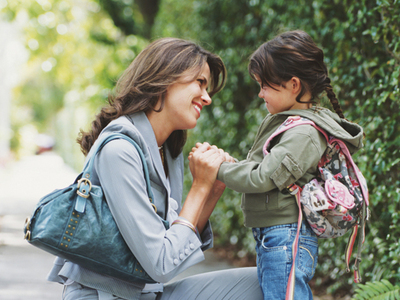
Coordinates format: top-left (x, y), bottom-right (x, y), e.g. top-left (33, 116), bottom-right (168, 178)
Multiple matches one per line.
top-left (285, 184), bottom-right (303, 300)
top-left (263, 116), bottom-right (329, 156)
top-left (263, 116), bottom-right (328, 300)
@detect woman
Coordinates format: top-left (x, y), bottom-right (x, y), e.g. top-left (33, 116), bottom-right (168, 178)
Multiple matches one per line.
top-left (47, 38), bottom-right (262, 300)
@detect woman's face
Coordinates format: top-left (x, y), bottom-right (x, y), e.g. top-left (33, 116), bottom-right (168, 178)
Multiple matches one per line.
top-left (163, 63), bottom-right (212, 130)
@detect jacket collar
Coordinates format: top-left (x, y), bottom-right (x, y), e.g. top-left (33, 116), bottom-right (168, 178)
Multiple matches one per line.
top-left (274, 107), bottom-right (364, 152)
top-left (126, 112), bottom-right (183, 201)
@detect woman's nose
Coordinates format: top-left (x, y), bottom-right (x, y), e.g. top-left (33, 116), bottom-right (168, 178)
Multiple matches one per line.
top-left (201, 90), bottom-right (212, 105)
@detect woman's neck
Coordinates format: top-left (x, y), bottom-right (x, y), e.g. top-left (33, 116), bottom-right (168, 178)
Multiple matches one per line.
top-left (146, 110), bottom-right (172, 147)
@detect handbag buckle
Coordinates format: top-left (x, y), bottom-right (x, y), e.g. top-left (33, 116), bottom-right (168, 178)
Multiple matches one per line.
top-left (77, 178), bottom-right (92, 198)
top-left (24, 217), bottom-right (31, 240)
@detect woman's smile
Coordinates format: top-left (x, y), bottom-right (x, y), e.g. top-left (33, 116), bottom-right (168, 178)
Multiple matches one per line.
top-left (193, 102), bottom-right (203, 117)
top-left (162, 63), bottom-right (211, 131)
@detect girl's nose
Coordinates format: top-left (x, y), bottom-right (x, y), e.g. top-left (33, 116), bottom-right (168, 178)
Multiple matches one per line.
top-left (259, 87), bottom-right (269, 99)
top-left (201, 90), bottom-right (212, 105)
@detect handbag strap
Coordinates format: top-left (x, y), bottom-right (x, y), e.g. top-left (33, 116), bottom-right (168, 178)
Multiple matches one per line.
top-left (75, 133), bottom-right (155, 214)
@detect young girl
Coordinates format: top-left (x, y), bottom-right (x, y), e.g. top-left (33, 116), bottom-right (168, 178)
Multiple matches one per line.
top-left (193, 30), bottom-right (365, 299)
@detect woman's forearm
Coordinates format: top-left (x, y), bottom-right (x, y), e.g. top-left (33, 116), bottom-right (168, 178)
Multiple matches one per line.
top-left (196, 180), bottom-right (226, 233)
top-left (179, 183), bottom-right (211, 229)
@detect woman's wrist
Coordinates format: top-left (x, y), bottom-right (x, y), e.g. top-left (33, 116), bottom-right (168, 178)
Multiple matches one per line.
top-left (171, 218), bottom-right (198, 234)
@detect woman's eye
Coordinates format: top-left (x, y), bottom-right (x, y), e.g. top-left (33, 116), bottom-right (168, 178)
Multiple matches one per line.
top-left (198, 79), bottom-right (204, 85)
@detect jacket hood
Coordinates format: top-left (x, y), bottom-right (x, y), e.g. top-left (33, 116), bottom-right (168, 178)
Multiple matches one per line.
top-left (276, 107), bottom-right (364, 153)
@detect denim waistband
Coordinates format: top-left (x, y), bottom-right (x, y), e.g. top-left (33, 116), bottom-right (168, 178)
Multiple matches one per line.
top-left (252, 222), bottom-right (312, 241)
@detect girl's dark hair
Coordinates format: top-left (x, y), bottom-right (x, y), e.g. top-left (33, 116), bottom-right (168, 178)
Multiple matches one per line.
top-left (78, 38), bottom-right (226, 157)
top-left (248, 30), bottom-right (344, 118)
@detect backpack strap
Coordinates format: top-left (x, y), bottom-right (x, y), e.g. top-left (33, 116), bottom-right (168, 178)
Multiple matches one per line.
top-left (263, 116), bottom-right (321, 300)
top-left (263, 116), bottom-right (322, 300)
top-left (323, 137), bottom-right (369, 282)
top-left (263, 116), bottom-right (328, 156)
top-left (285, 183), bottom-right (304, 300)
top-left (352, 200), bottom-right (368, 283)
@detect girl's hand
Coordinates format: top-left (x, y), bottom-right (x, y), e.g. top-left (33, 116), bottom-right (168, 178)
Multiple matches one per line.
top-left (223, 152), bottom-right (236, 163)
top-left (188, 142), bottom-right (235, 163)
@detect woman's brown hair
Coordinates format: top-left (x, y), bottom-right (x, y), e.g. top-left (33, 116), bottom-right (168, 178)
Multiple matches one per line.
top-left (248, 30), bottom-right (345, 118)
top-left (77, 38), bottom-right (226, 157)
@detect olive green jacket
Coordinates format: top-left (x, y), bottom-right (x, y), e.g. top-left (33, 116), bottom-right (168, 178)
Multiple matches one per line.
top-left (217, 107), bottom-right (364, 228)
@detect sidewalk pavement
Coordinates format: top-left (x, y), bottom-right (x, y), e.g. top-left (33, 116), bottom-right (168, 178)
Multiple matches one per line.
top-left (0, 153), bottom-right (234, 300)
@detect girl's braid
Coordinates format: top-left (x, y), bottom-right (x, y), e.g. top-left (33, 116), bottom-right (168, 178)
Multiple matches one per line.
top-left (325, 78), bottom-right (345, 119)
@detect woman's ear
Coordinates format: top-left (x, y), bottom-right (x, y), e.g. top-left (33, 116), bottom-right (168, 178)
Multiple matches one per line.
top-left (289, 77), bottom-right (302, 94)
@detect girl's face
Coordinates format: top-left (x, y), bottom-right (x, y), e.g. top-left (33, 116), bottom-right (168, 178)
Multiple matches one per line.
top-left (163, 63), bottom-right (211, 130)
top-left (256, 77), bottom-right (307, 114)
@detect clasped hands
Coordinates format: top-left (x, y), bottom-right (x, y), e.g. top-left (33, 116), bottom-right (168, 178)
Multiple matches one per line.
top-left (188, 142), bottom-right (234, 191)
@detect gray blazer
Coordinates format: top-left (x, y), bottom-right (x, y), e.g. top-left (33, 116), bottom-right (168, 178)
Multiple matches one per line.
top-left (47, 112), bottom-right (213, 300)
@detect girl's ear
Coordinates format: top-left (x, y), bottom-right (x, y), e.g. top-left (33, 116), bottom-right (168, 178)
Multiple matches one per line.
top-left (289, 77), bottom-right (302, 94)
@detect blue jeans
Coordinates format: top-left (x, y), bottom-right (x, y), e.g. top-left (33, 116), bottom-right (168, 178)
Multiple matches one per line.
top-left (253, 222), bottom-right (318, 300)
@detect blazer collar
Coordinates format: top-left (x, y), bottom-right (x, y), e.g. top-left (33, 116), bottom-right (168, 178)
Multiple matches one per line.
top-left (126, 112), bottom-right (182, 200)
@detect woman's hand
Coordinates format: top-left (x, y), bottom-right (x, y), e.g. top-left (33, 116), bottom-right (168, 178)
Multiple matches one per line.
top-left (185, 142), bottom-right (236, 233)
top-left (188, 142), bottom-right (235, 163)
top-left (188, 142), bottom-right (225, 189)
top-left (180, 143), bottom-right (225, 229)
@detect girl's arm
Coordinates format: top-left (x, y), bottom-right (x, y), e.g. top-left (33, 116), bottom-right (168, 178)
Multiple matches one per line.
top-left (218, 125), bottom-right (327, 193)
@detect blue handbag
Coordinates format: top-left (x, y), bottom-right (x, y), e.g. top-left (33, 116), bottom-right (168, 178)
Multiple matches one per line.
top-left (23, 133), bottom-right (168, 283)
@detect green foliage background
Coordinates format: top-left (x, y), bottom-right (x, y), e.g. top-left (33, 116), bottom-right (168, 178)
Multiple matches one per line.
top-left (2, 0), bottom-right (399, 296)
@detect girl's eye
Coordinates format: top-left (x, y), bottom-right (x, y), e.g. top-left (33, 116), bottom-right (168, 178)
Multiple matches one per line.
top-left (198, 79), bottom-right (204, 85)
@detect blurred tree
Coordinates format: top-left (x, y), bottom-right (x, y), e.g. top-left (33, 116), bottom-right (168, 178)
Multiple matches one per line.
top-left (97, 0), bottom-right (160, 39)
top-left (1, 0), bottom-right (148, 167)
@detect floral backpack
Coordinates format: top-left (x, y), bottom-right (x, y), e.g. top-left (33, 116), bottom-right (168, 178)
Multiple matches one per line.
top-left (263, 116), bottom-right (369, 300)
